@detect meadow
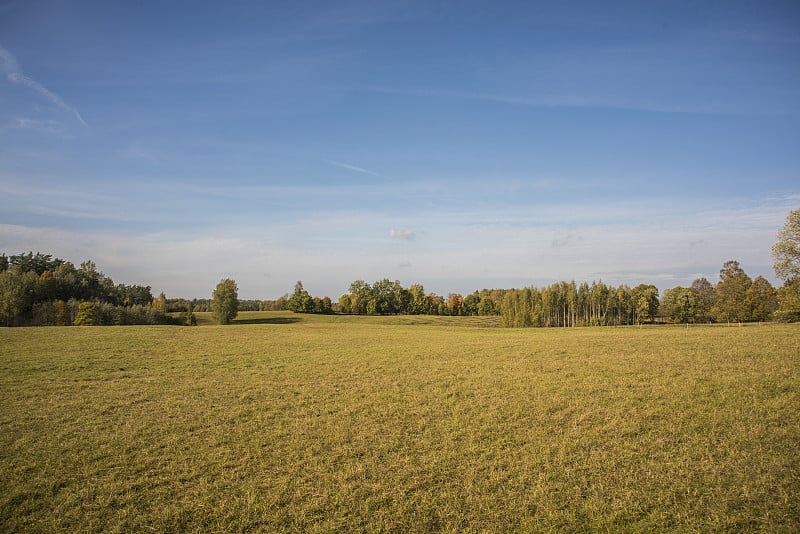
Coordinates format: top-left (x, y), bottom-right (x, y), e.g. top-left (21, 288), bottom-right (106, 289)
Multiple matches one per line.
top-left (1, 313), bottom-right (798, 532)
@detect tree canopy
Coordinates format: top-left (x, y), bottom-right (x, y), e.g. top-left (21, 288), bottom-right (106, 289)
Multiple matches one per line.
top-left (772, 207), bottom-right (800, 283)
top-left (212, 278), bottom-right (239, 325)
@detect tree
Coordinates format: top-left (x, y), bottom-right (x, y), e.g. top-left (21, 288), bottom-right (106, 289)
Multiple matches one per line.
top-left (287, 281), bottom-right (313, 313)
top-left (408, 284), bottom-right (428, 315)
top-left (446, 293), bottom-right (463, 316)
top-left (370, 279), bottom-right (397, 314)
top-left (772, 207), bottom-right (800, 282)
top-left (712, 260), bottom-right (751, 323)
top-left (348, 280), bottom-right (371, 314)
top-left (74, 301), bottom-right (96, 326)
top-left (775, 279), bottom-right (800, 321)
top-left (462, 292), bottom-right (480, 316)
top-left (746, 276), bottom-right (777, 322)
top-left (184, 302), bottom-right (197, 326)
top-left (661, 286), bottom-right (697, 323)
top-left (631, 284), bottom-right (659, 324)
top-left (690, 277), bottom-right (715, 323)
top-left (339, 293), bottom-right (352, 314)
top-left (477, 296), bottom-right (496, 316)
top-left (152, 292), bottom-right (168, 313)
top-left (212, 278), bottom-right (239, 324)
top-left (773, 208), bottom-right (800, 321)
top-left (0, 267), bottom-right (37, 326)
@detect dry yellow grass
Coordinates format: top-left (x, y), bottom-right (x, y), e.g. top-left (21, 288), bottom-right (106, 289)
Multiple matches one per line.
top-left (1, 314), bottom-right (798, 531)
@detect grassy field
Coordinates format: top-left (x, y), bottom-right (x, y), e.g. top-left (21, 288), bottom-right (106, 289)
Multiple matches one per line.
top-left (1, 313), bottom-right (798, 532)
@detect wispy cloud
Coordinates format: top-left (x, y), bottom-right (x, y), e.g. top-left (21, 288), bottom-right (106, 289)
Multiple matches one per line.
top-left (0, 44), bottom-right (87, 126)
top-left (116, 144), bottom-right (161, 164)
top-left (358, 85), bottom-right (726, 116)
top-left (389, 229), bottom-right (415, 241)
top-left (329, 159), bottom-right (379, 177)
top-left (13, 117), bottom-right (69, 136)
top-left (0, 45), bottom-right (19, 72)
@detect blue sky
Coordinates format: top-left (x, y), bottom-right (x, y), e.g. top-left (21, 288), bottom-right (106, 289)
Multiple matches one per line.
top-left (1, 0), bottom-right (799, 299)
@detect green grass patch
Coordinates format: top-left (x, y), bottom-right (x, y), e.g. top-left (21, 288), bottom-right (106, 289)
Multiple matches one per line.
top-left (1, 317), bottom-right (798, 531)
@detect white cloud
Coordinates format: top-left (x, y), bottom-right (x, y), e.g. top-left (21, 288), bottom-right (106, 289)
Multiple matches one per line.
top-left (0, 195), bottom-right (793, 299)
top-left (389, 228), bottom-right (415, 241)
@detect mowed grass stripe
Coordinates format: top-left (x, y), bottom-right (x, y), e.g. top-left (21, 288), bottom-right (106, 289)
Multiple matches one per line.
top-left (1, 318), bottom-right (798, 531)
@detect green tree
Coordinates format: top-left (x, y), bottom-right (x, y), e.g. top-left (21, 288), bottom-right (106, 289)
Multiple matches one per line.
top-left (775, 279), bottom-right (800, 321)
top-left (184, 302), bottom-right (197, 326)
top-left (745, 276), bottom-right (777, 322)
top-left (0, 267), bottom-right (37, 326)
top-left (661, 287), bottom-right (697, 323)
top-left (287, 281), bottom-right (313, 313)
top-left (690, 277), bottom-right (715, 323)
top-left (212, 278), bottom-right (239, 324)
top-left (339, 294), bottom-right (352, 314)
top-left (477, 296), bottom-right (496, 316)
top-left (712, 260), bottom-right (752, 323)
top-left (408, 284), bottom-right (428, 315)
top-left (370, 279), bottom-right (397, 314)
top-left (632, 284), bottom-right (659, 324)
top-left (348, 280), bottom-right (371, 314)
top-left (462, 292), bottom-right (480, 316)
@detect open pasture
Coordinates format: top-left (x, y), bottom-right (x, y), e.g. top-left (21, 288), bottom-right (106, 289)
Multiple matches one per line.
top-left (1, 315), bottom-right (798, 531)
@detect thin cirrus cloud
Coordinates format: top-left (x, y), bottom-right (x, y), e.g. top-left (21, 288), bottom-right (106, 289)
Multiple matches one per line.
top-left (328, 159), bottom-right (380, 177)
top-left (0, 44), bottom-right (87, 127)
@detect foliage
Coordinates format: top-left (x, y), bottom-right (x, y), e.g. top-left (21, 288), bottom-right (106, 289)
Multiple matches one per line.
top-left (0, 251), bottom-right (157, 326)
top-left (0, 268), bottom-right (37, 326)
top-left (772, 208), bottom-right (800, 321)
top-left (73, 301), bottom-right (96, 326)
top-left (286, 281), bottom-right (314, 313)
top-left (690, 277), bottom-right (715, 322)
top-left (285, 281), bottom-right (334, 314)
top-left (712, 260), bottom-right (752, 323)
top-left (211, 278), bottom-right (239, 325)
top-left (746, 276), bottom-right (778, 322)
top-left (774, 279), bottom-right (800, 322)
top-left (183, 302), bottom-right (197, 326)
top-left (772, 207), bottom-right (800, 282)
top-left (660, 286), bottom-right (697, 323)
top-left (499, 281), bottom-right (660, 327)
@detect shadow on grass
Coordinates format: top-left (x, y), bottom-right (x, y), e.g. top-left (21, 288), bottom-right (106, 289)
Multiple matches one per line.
top-left (233, 317), bottom-right (303, 325)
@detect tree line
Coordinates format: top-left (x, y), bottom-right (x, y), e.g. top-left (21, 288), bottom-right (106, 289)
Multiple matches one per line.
top-left (2, 208), bottom-right (798, 326)
top-left (292, 208), bottom-right (799, 326)
top-left (498, 261), bottom-right (782, 327)
top-left (320, 262), bottom-right (774, 327)
top-left (0, 252), bottom-right (175, 326)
